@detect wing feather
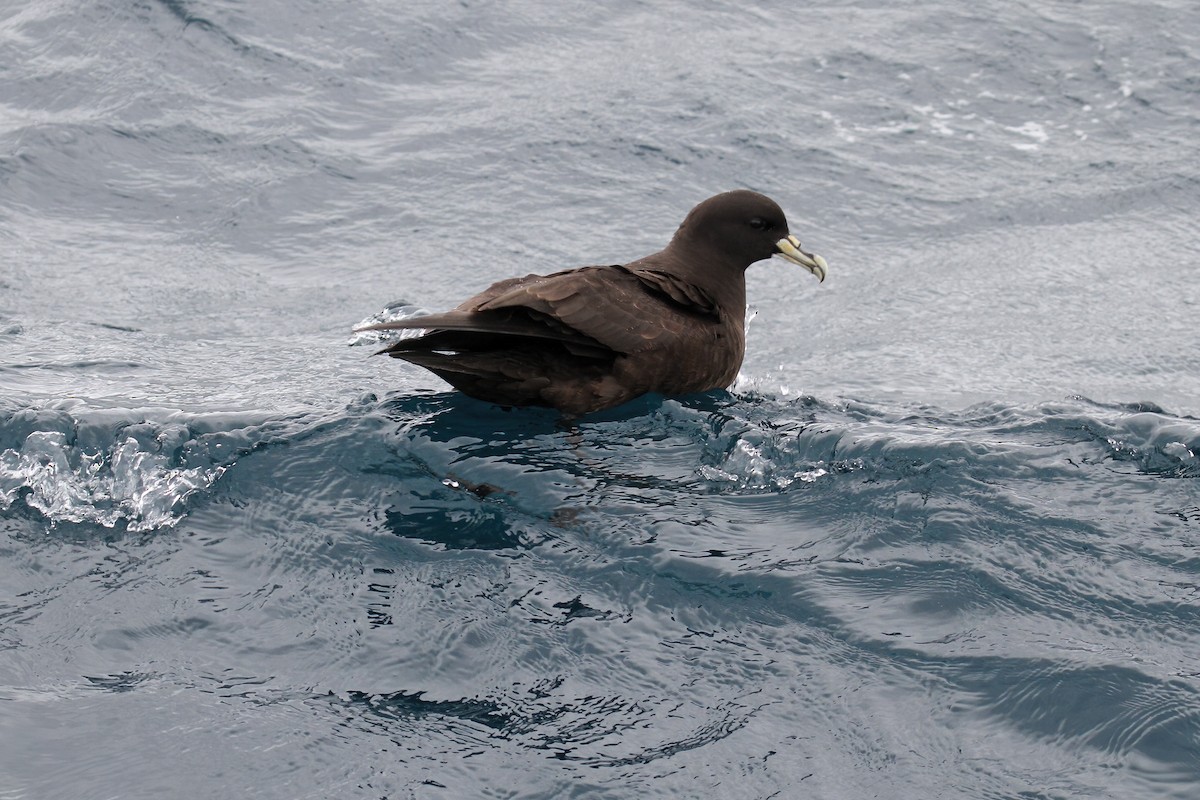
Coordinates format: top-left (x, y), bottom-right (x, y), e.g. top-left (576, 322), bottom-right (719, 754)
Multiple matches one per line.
top-left (465, 265), bottom-right (719, 355)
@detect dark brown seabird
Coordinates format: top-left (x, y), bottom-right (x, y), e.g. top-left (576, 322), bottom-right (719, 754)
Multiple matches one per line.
top-left (358, 190), bottom-right (827, 416)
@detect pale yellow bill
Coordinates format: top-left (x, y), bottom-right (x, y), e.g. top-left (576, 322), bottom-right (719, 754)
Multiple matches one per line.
top-left (774, 235), bottom-right (828, 283)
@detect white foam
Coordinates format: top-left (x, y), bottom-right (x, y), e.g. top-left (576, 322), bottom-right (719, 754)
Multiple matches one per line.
top-left (0, 429), bottom-right (224, 532)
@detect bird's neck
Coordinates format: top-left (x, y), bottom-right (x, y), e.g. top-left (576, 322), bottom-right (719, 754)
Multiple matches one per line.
top-left (653, 242), bottom-right (749, 319)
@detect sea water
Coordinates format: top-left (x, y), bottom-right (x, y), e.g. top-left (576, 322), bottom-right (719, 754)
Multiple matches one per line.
top-left (2, 1), bottom-right (1199, 797)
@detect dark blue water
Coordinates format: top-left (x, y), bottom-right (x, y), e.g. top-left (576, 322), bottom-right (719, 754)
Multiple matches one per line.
top-left (3, 1), bottom-right (1199, 798)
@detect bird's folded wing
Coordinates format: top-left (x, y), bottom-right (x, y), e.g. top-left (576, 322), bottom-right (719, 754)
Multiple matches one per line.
top-left (626, 269), bottom-right (720, 318)
top-left (469, 265), bottom-right (719, 355)
top-left (359, 266), bottom-right (721, 356)
top-left (357, 309), bottom-right (592, 345)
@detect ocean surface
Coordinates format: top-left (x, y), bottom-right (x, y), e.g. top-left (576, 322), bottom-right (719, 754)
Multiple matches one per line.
top-left (2, 1), bottom-right (1199, 797)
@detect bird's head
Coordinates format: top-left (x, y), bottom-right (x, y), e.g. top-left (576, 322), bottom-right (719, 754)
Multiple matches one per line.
top-left (672, 189), bottom-right (827, 282)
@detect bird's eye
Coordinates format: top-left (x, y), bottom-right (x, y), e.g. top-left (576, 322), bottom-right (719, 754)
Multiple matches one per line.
top-left (748, 217), bottom-right (774, 231)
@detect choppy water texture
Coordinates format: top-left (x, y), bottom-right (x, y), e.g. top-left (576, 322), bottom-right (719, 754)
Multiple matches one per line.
top-left (2, 1), bottom-right (1199, 798)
